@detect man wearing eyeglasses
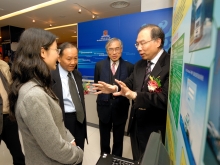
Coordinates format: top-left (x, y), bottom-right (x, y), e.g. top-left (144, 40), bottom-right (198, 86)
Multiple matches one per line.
top-left (51, 42), bottom-right (87, 165)
top-left (93, 24), bottom-right (170, 161)
top-left (94, 38), bottom-right (133, 157)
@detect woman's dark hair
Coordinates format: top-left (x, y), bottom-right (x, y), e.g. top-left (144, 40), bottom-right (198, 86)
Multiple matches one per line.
top-left (9, 28), bottom-right (57, 118)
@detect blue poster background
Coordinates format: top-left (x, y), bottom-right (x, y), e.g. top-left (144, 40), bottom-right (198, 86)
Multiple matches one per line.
top-left (78, 8), bottom-right (173, 80)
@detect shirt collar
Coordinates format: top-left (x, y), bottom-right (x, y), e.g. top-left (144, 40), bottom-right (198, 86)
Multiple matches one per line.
top-left (58, 63), bottom-right (69, 78)
top-left (110, 60), bottom-right (119, 66)
top-left (150, 49), bottom-right (164, 64)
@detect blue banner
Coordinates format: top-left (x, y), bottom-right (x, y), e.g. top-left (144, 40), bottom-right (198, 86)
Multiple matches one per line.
top-left (78, 8), bottom-right (173, 80)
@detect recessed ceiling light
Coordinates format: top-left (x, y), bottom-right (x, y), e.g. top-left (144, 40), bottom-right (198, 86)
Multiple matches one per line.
top-left (32, 19), bottom-right (35, 23)
top-left (110, 1), bottom-right (130, 8)
top-left (0, 0), bottom-right (66, 20)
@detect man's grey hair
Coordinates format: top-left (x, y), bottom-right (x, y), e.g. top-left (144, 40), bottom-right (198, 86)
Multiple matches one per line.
top-left (105, 38), bottom-right (123, 50)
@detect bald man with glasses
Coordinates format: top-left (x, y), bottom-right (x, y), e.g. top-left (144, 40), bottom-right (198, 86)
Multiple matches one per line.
top-left (93, 24), bottom-right (170, 161)
top-left (94, 38), bottom-right (133, 157)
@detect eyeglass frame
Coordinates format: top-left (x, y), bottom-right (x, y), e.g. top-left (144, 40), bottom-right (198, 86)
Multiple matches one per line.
top-left (134, 39), bottom-right (154, 48)
top-left (48, 48), bottom-right (61, 54)
top-left (107, 47), bottom-right (122, 53)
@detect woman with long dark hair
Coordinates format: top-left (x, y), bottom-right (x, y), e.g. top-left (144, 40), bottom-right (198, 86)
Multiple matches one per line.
top-left (9, 28), bottom-right (83, 165)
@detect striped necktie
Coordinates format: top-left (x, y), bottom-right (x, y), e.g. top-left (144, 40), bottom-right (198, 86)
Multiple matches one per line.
top-left (144, 61), bottom-right (152, 81)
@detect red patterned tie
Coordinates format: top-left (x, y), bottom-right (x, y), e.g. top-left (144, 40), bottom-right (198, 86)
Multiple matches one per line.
top-left (111, 62), bottom-right (116, 75)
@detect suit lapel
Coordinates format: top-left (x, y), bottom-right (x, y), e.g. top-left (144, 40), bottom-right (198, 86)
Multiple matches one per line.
top-left (136, 60), bottom-right (147, 91)
top-left (52, 67), bottom-right (63, 99)
top-left (148, 51), bottom-right (167, 79)
top-left (150, 62), bottom-right (162, 78)
top-left (141, 51), bottom-right (167, 91)
top-left (51, 66), bottom-right (65, 117)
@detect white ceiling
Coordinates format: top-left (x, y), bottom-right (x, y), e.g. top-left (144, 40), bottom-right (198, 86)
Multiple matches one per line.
top-left (0, 0), bottom-right (141, 44)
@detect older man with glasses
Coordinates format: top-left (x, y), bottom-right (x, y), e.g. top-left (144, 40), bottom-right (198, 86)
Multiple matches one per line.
top-left (51, 42), bottom-right (87, 165)
top-left (93, 24), bottom-right (170, 162)
top-left (94, 38), bottom-right (134, 157)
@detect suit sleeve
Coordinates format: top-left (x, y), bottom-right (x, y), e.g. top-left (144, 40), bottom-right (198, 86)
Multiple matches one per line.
top-left (20, 88), bottom-right (83, 165)
top-left (124, 71), bottom-right (134, 90)
top-left (94, 63), bottom-right (100, 83)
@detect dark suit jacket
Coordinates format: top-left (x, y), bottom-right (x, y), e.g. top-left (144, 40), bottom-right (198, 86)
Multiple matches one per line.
top-left (51, 66), bottom-right (88, 142)
top-left (0, 96), bottom-right (2, 136)
top-left (94, 57), bottom-right (133, 125)
top-left (125, 51), bottom-right (170, 134)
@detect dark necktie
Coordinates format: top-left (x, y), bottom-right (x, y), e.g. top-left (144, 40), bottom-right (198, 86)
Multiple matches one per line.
top-left (142, 61), bottom-right (153, 88)
top-left (144, 61), bottom-right (153, 81)
top-left (67, 72), bottom-right (84, 123)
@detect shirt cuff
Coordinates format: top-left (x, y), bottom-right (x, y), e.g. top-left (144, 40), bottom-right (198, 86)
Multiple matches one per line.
top-left (70, 139), bottom-right (75, 143)
top-left (113, 85), bottom-right (118, 92)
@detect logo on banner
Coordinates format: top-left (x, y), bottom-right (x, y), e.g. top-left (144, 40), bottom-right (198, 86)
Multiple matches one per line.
top-left (103, 30), bottom-right (108, 36)
top-left (97, 30), bottom-right (111, 41)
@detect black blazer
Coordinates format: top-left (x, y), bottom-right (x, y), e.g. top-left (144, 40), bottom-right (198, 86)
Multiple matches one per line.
top-left (94, 57), bottom-right (134, 125)
top-left (125, 51), bottom-right (170, 133)
top-left (51, 66), bottom-right (88, 142)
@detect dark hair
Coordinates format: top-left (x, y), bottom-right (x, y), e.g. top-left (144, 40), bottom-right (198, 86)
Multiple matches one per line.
top-left (9, 28), bottom-right (57, 118)
top-left (105, 38), bottom-right (123, 50)
top-left (139, 24), bottom-right (165, 48)
top-left (58, 42), bottom-right (78, 57)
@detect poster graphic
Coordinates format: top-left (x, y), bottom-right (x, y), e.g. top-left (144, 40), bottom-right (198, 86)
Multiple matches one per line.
top-left (169, 34), bottom-right (184, 128)
top-left (180, 64), bottom-right (209, 165)
top-left (203, 29), bottom-right (220, 165)
top-left (166, 104), bottom-right (177, 165)
top-left (189, 0), bottom-right (214, 52)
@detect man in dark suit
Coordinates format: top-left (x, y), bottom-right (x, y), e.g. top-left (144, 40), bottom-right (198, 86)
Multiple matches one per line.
top-left (93, 24), bottom-right (170, 161)
top-left (51, 42), bottom-right (87, 165)
top-left (94, 38), bottom-right (133, 157)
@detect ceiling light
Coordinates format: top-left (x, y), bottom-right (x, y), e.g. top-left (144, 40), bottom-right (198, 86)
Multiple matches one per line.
top-left (45, 23), bottom-right (77, 30)
top-left (32, 19), bottom-right (35, 23)
top-left (49, 24), bottom-right (52, 27)
top-left (74, 3), bottom-right (98, 20)
top-left (110, 1), bottom-right (130, 8)
top-left (0, 0), bottom-right (66, 20)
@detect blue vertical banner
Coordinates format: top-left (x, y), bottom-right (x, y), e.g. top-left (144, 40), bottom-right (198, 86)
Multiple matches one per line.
top-left (78, 8), bottom-right (173, 80)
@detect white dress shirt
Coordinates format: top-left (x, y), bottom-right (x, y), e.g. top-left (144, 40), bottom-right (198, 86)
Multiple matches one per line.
top-left (58, 64), bottom-right (80, 113)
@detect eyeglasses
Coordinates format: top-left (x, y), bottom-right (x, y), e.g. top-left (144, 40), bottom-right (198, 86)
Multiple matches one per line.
top-left (48, 48), bottom-right (61, 54)
top-left (135, 40), bottom-right (153, 48)
top-left (107, 47), bottom-right (121, 53)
